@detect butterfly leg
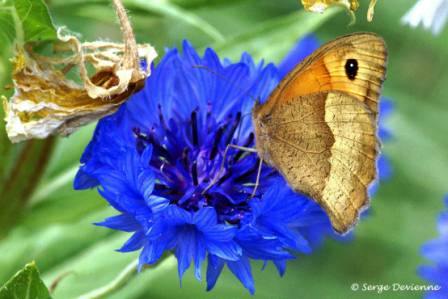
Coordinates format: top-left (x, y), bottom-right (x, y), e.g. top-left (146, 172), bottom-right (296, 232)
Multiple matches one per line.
top-left (250, 157), bottom-right (263, 198)
top-left (202, 144), bottom-right (258, 195)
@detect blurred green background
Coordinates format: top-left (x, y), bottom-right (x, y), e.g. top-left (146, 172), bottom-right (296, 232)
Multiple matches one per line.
top-left (0, 0), bottom-right (447, 298)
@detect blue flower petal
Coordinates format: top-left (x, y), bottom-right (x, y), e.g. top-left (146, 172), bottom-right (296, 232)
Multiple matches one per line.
top-left (206, 254), bottom-right (225, 291)
top-left (138, 239), bottom-right (169, 270)
top-left (164, 205), bottom-right (193, 225)
top-left (95, 214), bottom-right (140, 232)
top-left (194, 235), bottom-right (207, 280)
top-left (73, 168), bottom-right (99, 189)
top-left (227, 257), bottom-right (255, 295)
top-left (206, 240), bottom-right (242, 261)
top-left (202, 225), bottom-right (237, 242)
top-left (175, 229), bottom-right (197, 282)
top-left (419, 196), bottom-right (448, 298)
top-left (118, 231), bottom-right (145, 252)
top-left (145, 195), bottom-right (170, 214)
top-left (193, 207), bottom-right (218, 228)
top-left (273, 259), bottom-right (287, 276)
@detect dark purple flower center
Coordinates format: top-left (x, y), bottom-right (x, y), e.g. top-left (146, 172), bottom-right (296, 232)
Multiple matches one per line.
top-left (133, 104), bottom-right (275, 225)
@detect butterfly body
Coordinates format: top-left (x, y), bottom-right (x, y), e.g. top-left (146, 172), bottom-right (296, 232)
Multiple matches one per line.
top-left (252, 32), bottom-right (387, 234)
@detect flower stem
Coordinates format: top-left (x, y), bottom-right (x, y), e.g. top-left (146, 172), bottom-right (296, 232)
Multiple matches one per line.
top-left (76, 259), bottom-right (138, 299)
top-left (0, 137), bottom-right (56, 238)
top-left (76, 254), bottom-right (175, 299)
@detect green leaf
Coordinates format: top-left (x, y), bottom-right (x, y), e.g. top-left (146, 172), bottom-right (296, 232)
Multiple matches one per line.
top-left (124, 0), bottom-right (224, 42)
top-left (50, 0), bottom-right (224, 42)
top-left (169, 0), bottom-right (232, 9)
top-left (0, 262), bottom-right (52, 299)
top-left (212, 8), bottom-right (340, 63)
top-left (0, 208), bottom-right (114, 284)
top-left (0, 0), bottom-right (57, 45)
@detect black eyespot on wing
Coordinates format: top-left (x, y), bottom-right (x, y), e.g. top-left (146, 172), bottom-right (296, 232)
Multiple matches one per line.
top-left (345, 59), bottom-right (358, 80)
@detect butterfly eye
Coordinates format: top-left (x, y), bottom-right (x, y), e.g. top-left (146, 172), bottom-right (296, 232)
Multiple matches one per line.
top-left (345, 58), bottom-right (358, 80)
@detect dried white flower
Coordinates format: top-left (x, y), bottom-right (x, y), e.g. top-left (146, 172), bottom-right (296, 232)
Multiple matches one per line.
top-left (401, 0), bottom-right (448, 35)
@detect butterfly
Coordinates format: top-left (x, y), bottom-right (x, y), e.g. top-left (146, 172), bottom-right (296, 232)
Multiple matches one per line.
top-left (252, 32), bottom-right (387, 234)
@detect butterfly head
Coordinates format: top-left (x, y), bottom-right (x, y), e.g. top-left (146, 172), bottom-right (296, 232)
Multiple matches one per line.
top-left (252, 102), bottom-right (274, 165)
top-left (251, 99), bottom-right (265, 132)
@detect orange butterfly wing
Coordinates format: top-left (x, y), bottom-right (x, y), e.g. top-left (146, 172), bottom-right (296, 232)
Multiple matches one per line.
top-left (257, 32), bottom-right (387, 117)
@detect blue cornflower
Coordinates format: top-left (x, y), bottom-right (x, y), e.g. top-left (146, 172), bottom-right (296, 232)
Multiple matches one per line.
top-left (74, 36), bottom-right (392, 294)
top-left (419, 196), bottom-right (448, 299)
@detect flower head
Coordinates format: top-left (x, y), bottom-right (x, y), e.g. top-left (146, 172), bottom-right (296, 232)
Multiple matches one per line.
top-left (401, 0), bottom-right (448, 35)
top-left (75, 36), bottom-right (392, 293)
top-left (419, 196), bottom-right (448, 299)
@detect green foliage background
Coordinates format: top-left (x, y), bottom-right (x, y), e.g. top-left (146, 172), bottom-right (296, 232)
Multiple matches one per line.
top-left (0, 0), bottom-right (447, 298)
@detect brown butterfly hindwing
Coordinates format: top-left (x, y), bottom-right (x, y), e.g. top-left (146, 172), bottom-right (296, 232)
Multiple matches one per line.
top-left (252, 33), bottom-right (387, 234)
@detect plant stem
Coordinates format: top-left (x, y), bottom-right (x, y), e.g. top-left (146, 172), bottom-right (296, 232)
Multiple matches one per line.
top-left (76, 254), bottom-right (176, 299)
top-left (76, 259), bottom-right (139, 299)
top-left (0, 137), bottom-right (56, 238)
